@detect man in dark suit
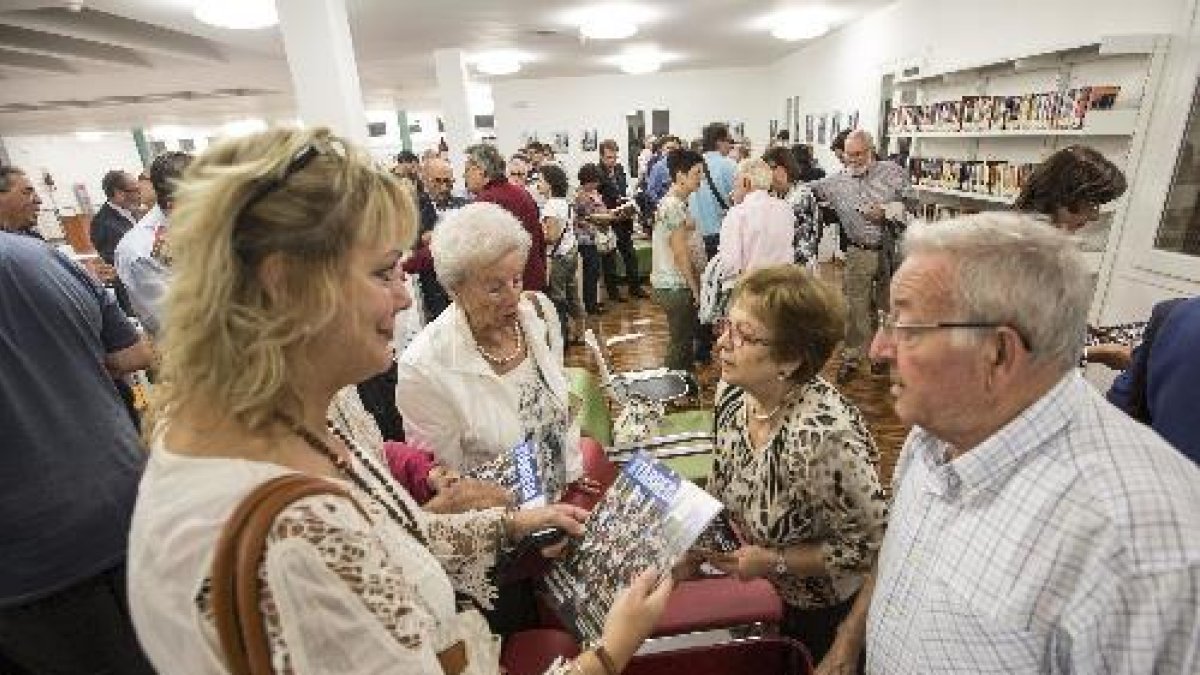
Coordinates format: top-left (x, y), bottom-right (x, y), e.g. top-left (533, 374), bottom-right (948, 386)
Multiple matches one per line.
top-left (598, 139), bottom-right (647, 300)
top-left (90, 170), bottom-right (141, 265)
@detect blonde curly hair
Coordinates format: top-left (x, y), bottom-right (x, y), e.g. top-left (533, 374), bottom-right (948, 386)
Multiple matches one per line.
top-left (150, 127), bottom-right (416, 433)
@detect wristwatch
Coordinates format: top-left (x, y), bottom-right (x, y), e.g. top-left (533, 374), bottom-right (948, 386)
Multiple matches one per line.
top-left (773, 549), bottom-right (788, 576)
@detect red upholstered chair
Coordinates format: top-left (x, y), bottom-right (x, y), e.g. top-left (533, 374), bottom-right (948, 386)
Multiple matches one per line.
top-left (623, 636), bottom-right (812, 675)
top-left (560, 436), bottom-right (619, 510)
top-left (500, 629), bottom-right (581, 675)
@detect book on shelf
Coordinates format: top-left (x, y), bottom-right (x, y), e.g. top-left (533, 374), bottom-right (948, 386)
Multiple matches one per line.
top-left (888, 85), bottom-right (1120, 135)
top-left (539, 452), bottom-right (725, 644)
top-left (466, 436), bottom-right (562, 508)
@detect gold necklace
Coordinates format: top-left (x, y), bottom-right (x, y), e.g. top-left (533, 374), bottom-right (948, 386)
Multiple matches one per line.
top-left (476, 321), bottom-right (523, 364)
top-left (748, 386), bottom-right (795, 421)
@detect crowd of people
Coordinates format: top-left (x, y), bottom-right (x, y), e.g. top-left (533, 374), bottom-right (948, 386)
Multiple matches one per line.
top-left (1, 113), bottom-right (1198, 675)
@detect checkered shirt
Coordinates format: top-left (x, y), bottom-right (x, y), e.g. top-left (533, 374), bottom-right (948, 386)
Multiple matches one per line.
top-left (867, 372), bottom-right (1200, 674)
top-left (811, 160), bottom-right (914, 248)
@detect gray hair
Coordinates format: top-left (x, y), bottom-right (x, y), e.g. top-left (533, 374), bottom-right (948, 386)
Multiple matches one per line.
top-left (432, 202), bottom-right (532, 290)
top-left (464, 143), bottom-right (506, 182)
top-left (736, 158), bottom-right (773, 192)
top-left (846, 129), bottom-right (876, 152)
top-left (903, 212), bottom-right (1090, 370)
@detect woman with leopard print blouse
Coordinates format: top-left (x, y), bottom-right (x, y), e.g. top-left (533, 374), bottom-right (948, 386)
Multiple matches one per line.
top-left (704, 265), bottom-right (888, 673)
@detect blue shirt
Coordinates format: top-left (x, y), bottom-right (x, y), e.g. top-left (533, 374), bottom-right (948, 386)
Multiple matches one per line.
top-left (0, 233), bottom-right (145, 607)
top-left (647, 155), bottom-right (671, 206)
top-left (689, 151), bottom-right (736, 237)
top-left (1108, 296), bottom-right (1200, 465)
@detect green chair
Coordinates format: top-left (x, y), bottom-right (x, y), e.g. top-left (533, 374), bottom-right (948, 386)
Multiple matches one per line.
top-left (657, 409), bottom-right (714, 485)
top-left (566, 366), bottom-right (613, 447)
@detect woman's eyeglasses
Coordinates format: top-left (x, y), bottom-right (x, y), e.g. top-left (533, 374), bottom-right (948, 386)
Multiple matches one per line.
top-left (714, 318), bottom-right (772, 349)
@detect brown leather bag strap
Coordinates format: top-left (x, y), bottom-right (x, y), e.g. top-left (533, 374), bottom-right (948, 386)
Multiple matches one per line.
top-left (211, 474), bottom-right (366, 675)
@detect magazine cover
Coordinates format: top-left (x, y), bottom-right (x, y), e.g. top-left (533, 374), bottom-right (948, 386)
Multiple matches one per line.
top-left (694, 510), bottom-right (742, 554)
top-left (540, 452), bottom-right (724, 643)
top-left (465, 436), bottom-right (556, 508)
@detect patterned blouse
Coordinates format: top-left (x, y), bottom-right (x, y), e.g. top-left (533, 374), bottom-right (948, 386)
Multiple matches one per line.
top-left (708, 378), bottom-right (889, 609)
top-left (782, 182), bottom-right (822, 268)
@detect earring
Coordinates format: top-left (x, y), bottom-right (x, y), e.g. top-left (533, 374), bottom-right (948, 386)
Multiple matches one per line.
top-left (777, 372), bottom-right (788, 381)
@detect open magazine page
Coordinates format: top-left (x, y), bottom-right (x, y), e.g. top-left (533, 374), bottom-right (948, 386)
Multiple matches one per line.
top-left (540, 452), bottom-right (724, 644)
top-left (465, 437), bottom-right (553, 508)
top-left (693, 510), bottom-right (742, 554)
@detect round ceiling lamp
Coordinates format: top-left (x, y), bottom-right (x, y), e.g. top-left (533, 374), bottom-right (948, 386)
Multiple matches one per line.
top-left (194, 0), bottom-right (278, 30)
top-left (580, 18), bottom-right (638, 40)
top-left (473, 51), bottom-right (524, 76)
top-left (615, 48), bottom-right (665, 75)
top-left (767, 9), bottom-right (832, 42)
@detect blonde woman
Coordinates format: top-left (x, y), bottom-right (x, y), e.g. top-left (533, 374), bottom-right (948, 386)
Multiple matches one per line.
top-left (127, 128), bottom-right (671, 674)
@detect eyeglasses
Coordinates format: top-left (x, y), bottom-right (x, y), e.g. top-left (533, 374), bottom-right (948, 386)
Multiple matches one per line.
top-left (235, 143), bottom-right (320, 229)
top-left (875, 310), bottom-right (1031, 350)
top-left (430, 176), bottom-right (454, 184)
top-left (714, 317), bottom-right (772, 349)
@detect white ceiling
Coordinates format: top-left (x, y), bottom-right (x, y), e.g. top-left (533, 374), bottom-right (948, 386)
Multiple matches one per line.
top-left (0, 0), bottom-right (891, 135)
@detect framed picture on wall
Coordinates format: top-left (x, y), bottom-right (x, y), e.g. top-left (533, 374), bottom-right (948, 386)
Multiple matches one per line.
top-left (849, 110), bottom-right (860, 129)
top-left (831, 110), bottom-right (843, 139)
top-left (805, 115), bottom-right (814, 143)
top-left (552, 131), bottom-right (569, 153)
top-left (520, 131), bottom-right (539, 146)
top-left (792, 96), bottom-right (800, 142)
top-left (581, 130), bottom-right (598, 152)
top-left (817, 114), bottom-right (828, 144)
top-left (770, 119), bottom-right (779, 139)
top-left (785, 97), bottom-right (793, 137)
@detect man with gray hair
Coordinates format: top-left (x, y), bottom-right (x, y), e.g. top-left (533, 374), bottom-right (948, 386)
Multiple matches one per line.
top-left (813, 129), bottom-right (914, 383)
top-left (717, 158), bottom-right (796, 277)
top-left (463, 143), bottom-right (545, 291)
top-left (865, 213), bottom-right (1200, 673)
top-left (0, 167), bottom-right (43, 238)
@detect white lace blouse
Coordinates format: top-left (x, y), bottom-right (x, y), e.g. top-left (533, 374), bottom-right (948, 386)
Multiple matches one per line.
top-left (127, 437), bottom-right (575, 674)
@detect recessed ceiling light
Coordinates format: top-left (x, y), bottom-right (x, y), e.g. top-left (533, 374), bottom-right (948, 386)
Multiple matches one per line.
top-left (567, 4), bottom-right (655, 41)
top-left (613, 47), bottom-right (668, 75)
top-left (194, 0), bottom-right (278, 30)
top-left (765, 8), bottom-right (833, 42)
top-left (473, 50), bottom-right (525, 76)
top-left (74, 131), bottom-right (109, 142)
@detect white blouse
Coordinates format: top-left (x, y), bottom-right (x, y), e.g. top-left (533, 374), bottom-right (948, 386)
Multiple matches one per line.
top-left (127, 438), bottom-right (574, 674)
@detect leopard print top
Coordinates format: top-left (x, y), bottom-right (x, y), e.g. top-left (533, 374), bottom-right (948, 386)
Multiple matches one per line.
top-left (709, 378), bottom-right (889, 609)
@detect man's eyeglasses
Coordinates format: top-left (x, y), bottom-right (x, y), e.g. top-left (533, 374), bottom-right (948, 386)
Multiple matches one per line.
top-left (235, 143), bottom-right (320, 229)
top-left (875, 310), bottom-right (1031, 350)
top-left (430, 176), bottom-right (454, 184)
top-left (714, 318), bottom-right (772, 349)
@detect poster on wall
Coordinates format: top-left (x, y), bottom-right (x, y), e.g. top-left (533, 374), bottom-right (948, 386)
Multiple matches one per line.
top-left (784, 98), bottom-right (793, 138)
top-left (769, 119), bottom-right (779, 139)
top-left (805, 115), bottom-right (814, 143)
top-left (729, 121), bottom-right (746, 141)
top-left (848, 110), bottom-right (860, 130)
top-left (520, 131), bottom-right (539, 146)
top-left (791, 97), bottom-right (800, 142)
top-left (831, 111), bottom-right (843, 139)
top-left (817, 114), bottom-right (828, 144)
top-left (581, 130), bottom-right (598, 152)
top-left (552, 131), bottom-right (570, 153)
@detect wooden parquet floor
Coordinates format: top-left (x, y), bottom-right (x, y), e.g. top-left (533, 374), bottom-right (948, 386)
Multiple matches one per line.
top-left (563, 264), bottom-right (911, 485)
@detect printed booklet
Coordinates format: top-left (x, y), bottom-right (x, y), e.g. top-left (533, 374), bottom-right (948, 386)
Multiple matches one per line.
top-left (466, 436), bottom-right (560, 508)
top-left (539, 452), bottom-right (725, 643)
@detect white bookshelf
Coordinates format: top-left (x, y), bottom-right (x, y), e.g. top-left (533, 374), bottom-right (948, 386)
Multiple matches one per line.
top-left (913, 185), bottom-right (1015, 204)
top-left (893, 109), bottom-right (1138, 138)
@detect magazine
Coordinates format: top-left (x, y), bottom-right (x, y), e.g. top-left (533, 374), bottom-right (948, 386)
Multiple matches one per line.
top-left (540, 452), bottom-right (724, 643)
top-left (465, 436), bottom-right (556, 508)
top-left (693, 511), bottom-right (743, 555)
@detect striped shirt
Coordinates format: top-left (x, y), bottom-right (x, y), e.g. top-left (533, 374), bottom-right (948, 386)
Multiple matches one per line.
top-left (867, 372), bottom-right (1200, 674)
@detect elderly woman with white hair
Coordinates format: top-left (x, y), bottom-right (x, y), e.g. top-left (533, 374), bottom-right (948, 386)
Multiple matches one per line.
top-left (718, 158), bottom-right (799, 278)
top-left (395, 201), bottom-right (594, 634)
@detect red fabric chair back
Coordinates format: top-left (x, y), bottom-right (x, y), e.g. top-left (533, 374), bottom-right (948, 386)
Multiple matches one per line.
top-left (623, 636), bottom-right (812, 675)
top-left (500, 628), bottom-right (581, 675)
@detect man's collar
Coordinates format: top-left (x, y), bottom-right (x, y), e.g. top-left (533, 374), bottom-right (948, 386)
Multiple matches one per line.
top-left (916, 371), bottom-right (1081, 498)
top-left (109, 201), bottom-right (138, 224)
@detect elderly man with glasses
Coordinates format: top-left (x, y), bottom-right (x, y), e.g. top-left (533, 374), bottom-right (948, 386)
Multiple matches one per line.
top-left (861, 212), bottom-right (1200, 674)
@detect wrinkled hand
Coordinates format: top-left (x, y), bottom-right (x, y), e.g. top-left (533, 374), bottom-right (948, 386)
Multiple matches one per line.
top-left (861, 203), bottom-right (885, 224)
top-left (1086, 342), bottom-right (1132, 370)
top-left (814, 627), bottom-right (865, 675)
top-left (423, 478), bottom-right (512, 514)
top-left (706, 545), bottom-right (774, 581)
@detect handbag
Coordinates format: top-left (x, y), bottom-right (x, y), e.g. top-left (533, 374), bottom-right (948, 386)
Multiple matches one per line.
top-left (211, 473), bottom-right (475, 675)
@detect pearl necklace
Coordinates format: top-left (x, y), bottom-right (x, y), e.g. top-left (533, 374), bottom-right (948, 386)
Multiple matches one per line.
top-left (476, 321), bottom-right (524, 364)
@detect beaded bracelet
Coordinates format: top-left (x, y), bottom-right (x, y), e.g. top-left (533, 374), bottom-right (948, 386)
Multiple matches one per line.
top-left (593, 644), bottom-right (619, 675)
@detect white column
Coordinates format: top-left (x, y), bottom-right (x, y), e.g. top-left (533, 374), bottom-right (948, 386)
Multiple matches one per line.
top-left (433, 48), bottom-right (475, 177)
top-left (276, 0), bottom-right (367, 144)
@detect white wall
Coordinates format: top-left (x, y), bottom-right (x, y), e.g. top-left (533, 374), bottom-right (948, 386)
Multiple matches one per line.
top-left (4, 132), bottom-right (144, 219)
top-left (492, 66), bottom-right (772, 178)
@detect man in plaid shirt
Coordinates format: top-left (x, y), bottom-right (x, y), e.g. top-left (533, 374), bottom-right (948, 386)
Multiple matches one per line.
top-left (865, 213), bottom-right (1199, 673)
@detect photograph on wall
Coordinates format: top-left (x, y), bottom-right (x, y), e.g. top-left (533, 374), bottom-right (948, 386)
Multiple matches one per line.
top-left (520, 131), bottom-right (540, 146)
top-left (784, 97), bottom-right (793, 137)
top-left (769, 119), bottom-right (779, 139)
top-left (729, 121), bottom-right (745, 141)
top-left (552, 131), bottom-right (570, 153)
top-left (792, 97), bottom-right (801, 142)
top-left (817, 114), bottom-right (828, 144)
top-left (849, 110), bottom-right (860, 130)
top-left (581, 130), bottom-right (598, 152)
top-left (805, 115), bottom-right (814, 143)
top-left (831, 110), bottom-right (843, 139)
